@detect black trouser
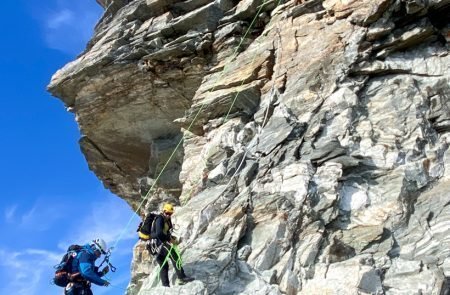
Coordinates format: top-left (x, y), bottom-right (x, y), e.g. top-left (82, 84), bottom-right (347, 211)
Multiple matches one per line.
top-left (64, 282), bottom-right (93, 295)
top-left (155, 242), bottom-right (187, 287)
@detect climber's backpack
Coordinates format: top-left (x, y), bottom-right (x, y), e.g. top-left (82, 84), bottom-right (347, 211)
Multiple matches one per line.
top-left (53, 244), bottom-right (83, 287)
top-left (137, 212), bottom-right (158, 241)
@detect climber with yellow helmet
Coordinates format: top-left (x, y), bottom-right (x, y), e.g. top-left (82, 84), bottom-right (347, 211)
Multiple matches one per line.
top-left (150, 203), bottom-right (194, 287)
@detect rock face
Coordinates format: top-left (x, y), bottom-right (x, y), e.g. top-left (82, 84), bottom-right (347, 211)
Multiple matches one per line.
top-left (48, 0), bottom-right (450, 294)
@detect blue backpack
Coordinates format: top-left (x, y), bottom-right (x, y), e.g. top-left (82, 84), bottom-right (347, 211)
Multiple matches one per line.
top-left (53, 245), bottom-right (83, 287)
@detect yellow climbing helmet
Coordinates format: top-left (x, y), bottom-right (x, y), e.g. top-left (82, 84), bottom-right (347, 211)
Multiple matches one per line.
top-left (163, 203), bottom-right (174, 214)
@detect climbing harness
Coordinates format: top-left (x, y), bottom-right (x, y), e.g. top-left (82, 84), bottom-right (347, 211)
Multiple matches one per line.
top-left (148, 239), bottom-right (161, 255)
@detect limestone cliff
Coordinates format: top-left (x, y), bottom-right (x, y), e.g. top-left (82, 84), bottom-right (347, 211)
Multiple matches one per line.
top-left (48, 0), bottom-right (450, 294)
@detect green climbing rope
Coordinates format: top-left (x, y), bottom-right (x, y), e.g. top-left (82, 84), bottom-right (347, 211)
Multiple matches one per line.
top-left (156, 244), bottom-right (174, 282)
top-left (173, 244), bottom-right (183, 270)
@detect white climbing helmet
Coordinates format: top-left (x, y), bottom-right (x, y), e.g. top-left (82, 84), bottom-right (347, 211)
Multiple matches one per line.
top-left (92, 238), bottom-right (108, 254)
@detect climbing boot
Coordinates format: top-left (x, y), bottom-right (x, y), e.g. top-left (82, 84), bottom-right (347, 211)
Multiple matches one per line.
top-left (177, 276), bottom-right (194, 285)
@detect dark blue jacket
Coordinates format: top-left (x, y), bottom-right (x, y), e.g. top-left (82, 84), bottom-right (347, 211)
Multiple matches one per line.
top-left (71, 244), bottom-right (107, 286)
top-left (152, 215), bottom-right (173, 244)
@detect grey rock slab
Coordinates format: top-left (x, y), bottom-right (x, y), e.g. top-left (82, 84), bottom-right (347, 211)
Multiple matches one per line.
top-left (301, 257), bottom-right (383, 294)
top-left (309, 162), bottom-right (342, 223)
top-left (177, 80), bottom-right (262, 131)
top-left (296, 221), bottom-right (324, 267)
top-left (340, 225), bottom-right (385, 253)
top-left (353, 44), bottom-right (450, 76)
top-left (384, 259), bottom-right (445, 295)
top-left (339, 181), bottom-right (369, 212)
top-left (220, 0), bottom-right (265, 23)
top-left (395, 179), bottom-right (450, 262)
top-left (248, 104), bottom-right (295, 155)
top-left (214, 21), bottom-right (245, 45)
top-left (252, 161), bottom-right (314, 204)
top-left (373, 18), bottom-right (436, 58)
top-left (137, 280), bottom-right (207, 295)
top-left (168, 2), bottom-right (224, 36)
top-left (358, 269), bottom-right (383, 295)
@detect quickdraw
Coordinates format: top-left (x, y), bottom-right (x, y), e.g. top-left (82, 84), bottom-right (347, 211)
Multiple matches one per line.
top-left (98, 248), bottom-right (117, 273)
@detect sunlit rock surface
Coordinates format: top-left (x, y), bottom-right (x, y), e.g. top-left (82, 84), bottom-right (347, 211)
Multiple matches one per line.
top-left (49, 0), bottom-right (450, 293)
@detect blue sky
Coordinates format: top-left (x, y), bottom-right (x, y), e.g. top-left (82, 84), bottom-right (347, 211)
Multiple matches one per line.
top-left (0, 1), bottom-right (139, 294)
